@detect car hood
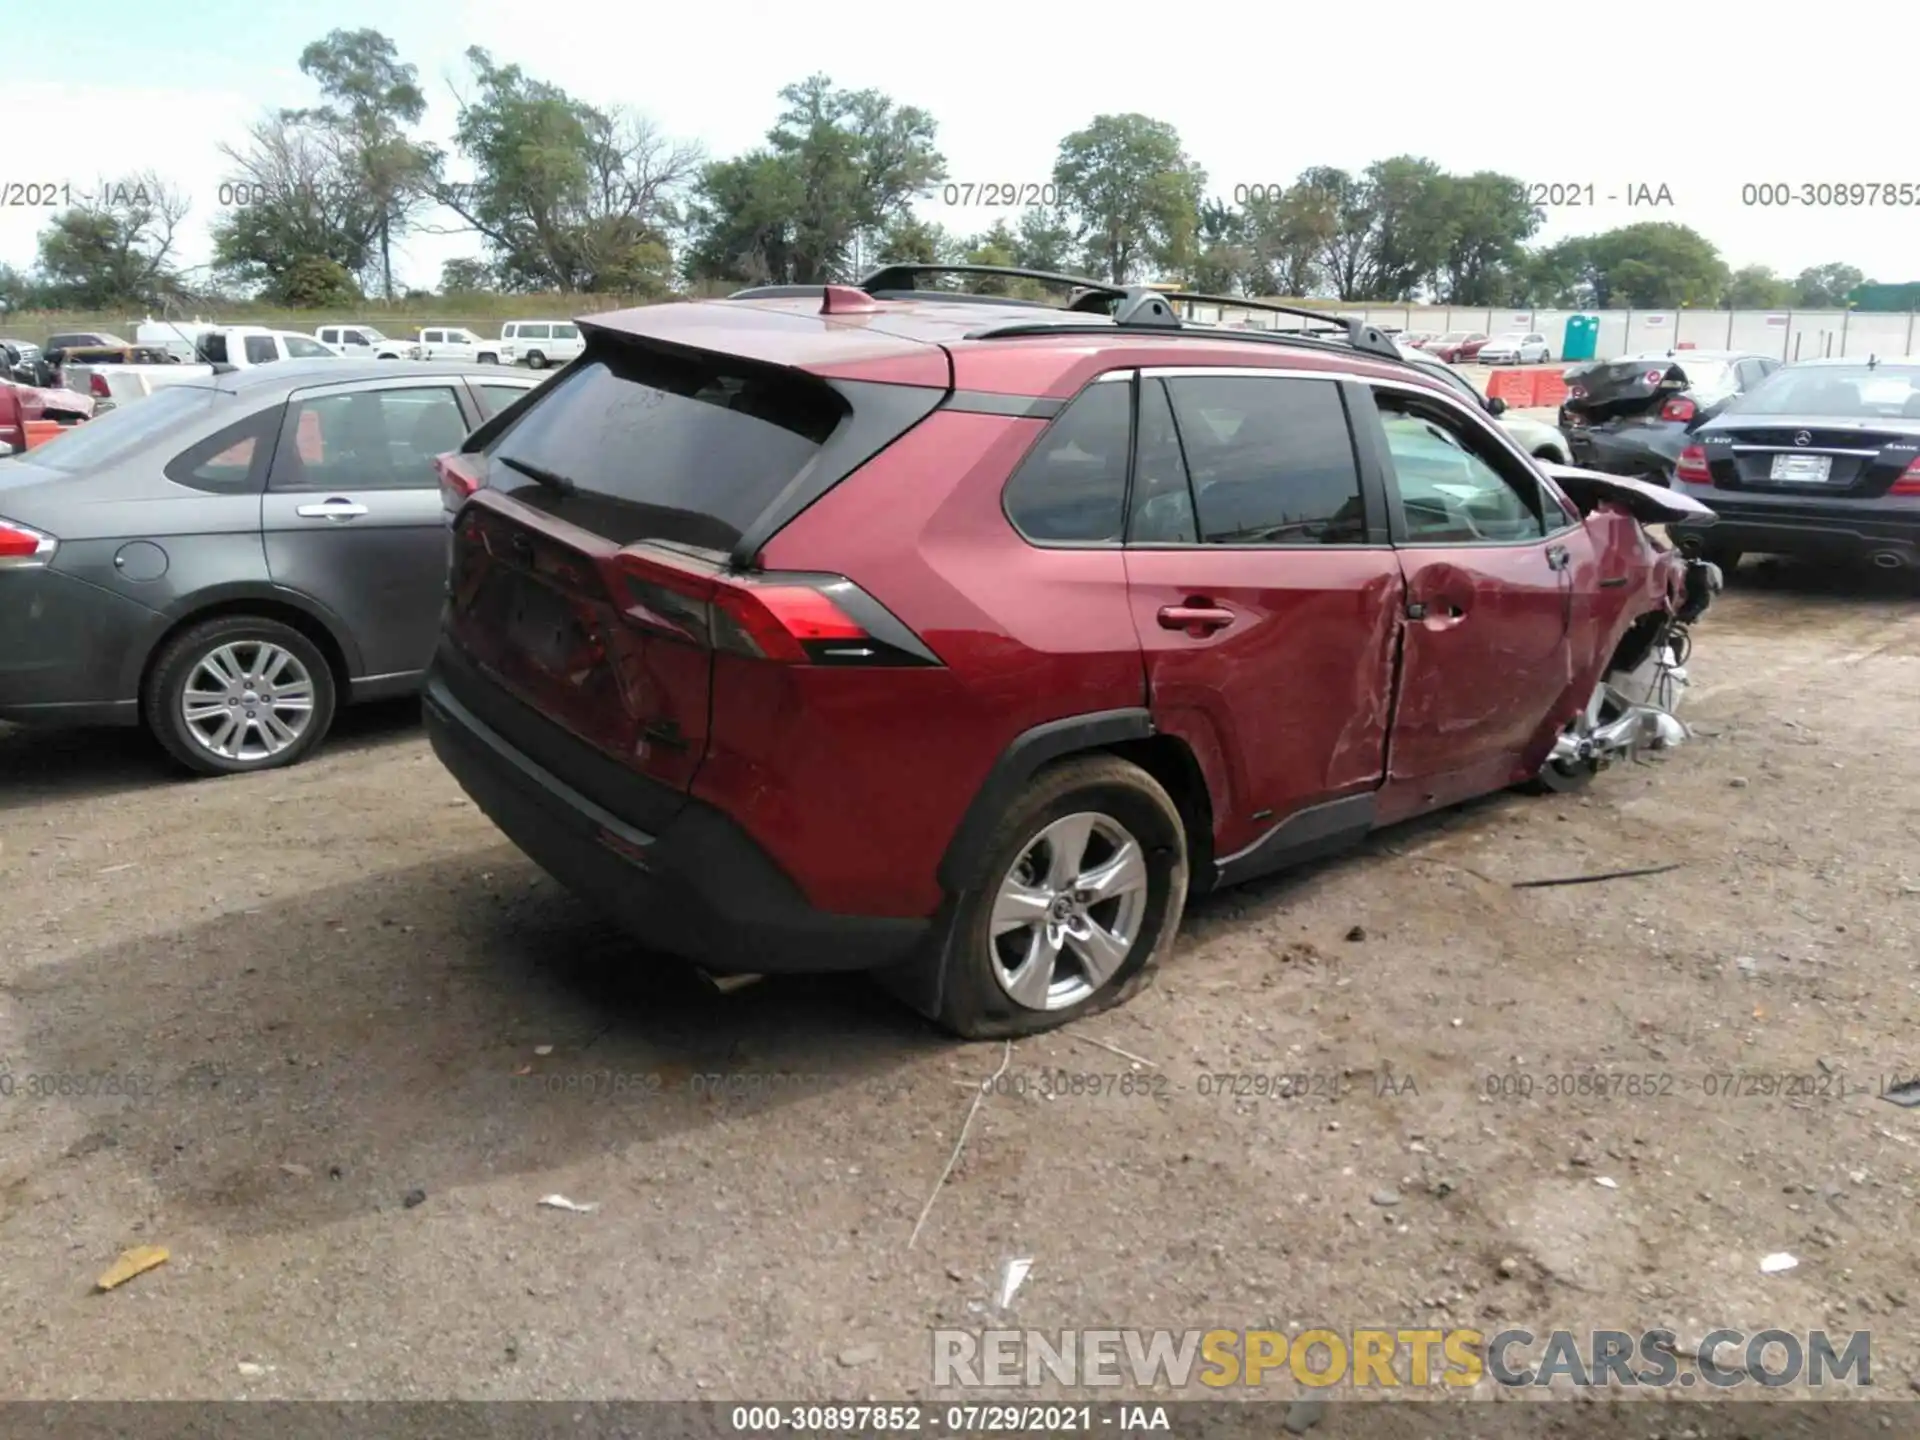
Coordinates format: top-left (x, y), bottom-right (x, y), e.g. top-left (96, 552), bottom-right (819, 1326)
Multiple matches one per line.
top-left (1540, 462), bottom-right (1717, 524)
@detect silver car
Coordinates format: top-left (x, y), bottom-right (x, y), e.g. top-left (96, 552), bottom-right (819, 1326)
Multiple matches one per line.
top-left (0, 359), bottom-right (540, 774)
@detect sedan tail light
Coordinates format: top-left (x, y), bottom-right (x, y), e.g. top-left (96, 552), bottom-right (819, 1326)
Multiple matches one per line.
top-left (1659, 396), bottom-right (1697, 422)
top-left (0, 517), bottom-right (58, 567)
top-left (88, 372), bottom-right (112, 398)
top-left (1674, 445), bottom-right (1713, 486)
top-left (1890, 456), bottom-right (1920, 496)
top-left (436, 451), bottom-right (483, 514)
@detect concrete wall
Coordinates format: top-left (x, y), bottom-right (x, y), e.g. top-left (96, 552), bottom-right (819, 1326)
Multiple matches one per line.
top-left (1196, 302), bottom-right (1920, 364)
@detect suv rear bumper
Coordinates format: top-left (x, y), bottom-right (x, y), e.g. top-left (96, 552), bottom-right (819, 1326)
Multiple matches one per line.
top-left (424, 674), bottom-right (930, 975)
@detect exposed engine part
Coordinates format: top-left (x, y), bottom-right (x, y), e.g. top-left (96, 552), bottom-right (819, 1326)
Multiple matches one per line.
top-left (1547, 682), bottom-right (1689, 770)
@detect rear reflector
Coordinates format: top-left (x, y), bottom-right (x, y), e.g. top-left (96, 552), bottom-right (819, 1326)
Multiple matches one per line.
top-left (436, 451), bottom-right (483, 514)
top-left (1659, 397), bottom-right (1697, 422)
top-left (1674, 445), bottom-right (1712, 485)
top-left (1892, 457), bottom-right (1920, 496)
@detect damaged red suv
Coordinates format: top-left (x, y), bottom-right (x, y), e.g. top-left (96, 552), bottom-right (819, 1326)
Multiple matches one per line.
top-left (426, 266), bottom-right (1720, 1038)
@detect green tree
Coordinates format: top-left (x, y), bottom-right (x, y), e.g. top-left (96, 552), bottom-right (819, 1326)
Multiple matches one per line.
top-left (1793, 262), bottom-right (1866, 308)
top-left (1051, 114), bottom-right (1205, 284)
top-left (1516, 237), bottom-right (1597, 307)
top-left (1241, 185), bottom-right (1331, 297)
top-left (211, 114), bottom-right (385, 300)
top-left (1189, 198), bottom-right (1250, 293)
top-left (435, 47), bottom-right (701, 294)
top-left (34, 172), bottom-right (189, 308)
top-left (1583, 223), bottom-right (1727, 308)
top-left (276, 255), bottom-right (361, 307)
top-left (1010, 208), bottom-right (1076, 273)
top-left (1723, 264), bottom-right (1796, 309)
top-left (685, 75), bottom-right (943, 284)
top-left (873, 215), bottom-right (959, 267)
top-left (1357, 156), bottom-right (1451, 299)
top-left (438, 257), bottom-right (497, 293)
top-left (1431, 171), bottom-right (1538, 305)
top-left (288, 29), bottom-right (434, 300)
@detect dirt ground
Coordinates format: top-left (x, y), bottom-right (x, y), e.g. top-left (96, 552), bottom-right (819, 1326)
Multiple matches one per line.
top-left (1, 558), bottom-right (1916, 1426)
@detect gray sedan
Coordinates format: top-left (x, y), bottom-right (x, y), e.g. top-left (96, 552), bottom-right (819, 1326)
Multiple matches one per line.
top-left (0, 358), bottom-right (542, 774)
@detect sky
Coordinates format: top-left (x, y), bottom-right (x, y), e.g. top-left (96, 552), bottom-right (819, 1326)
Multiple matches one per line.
top-left (6, 0), bottom-right (1917, 297)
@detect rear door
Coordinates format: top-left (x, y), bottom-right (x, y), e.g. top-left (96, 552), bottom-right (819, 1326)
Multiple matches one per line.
top-left (1120, 367), bottom-right (1404, 871)
top-left (1354, 379), bottom-right (1582, 812)
top-left (262, 377), bottom-right (483, 677)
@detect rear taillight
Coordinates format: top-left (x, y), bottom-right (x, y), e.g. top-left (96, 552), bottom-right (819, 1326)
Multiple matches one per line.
top-left (1891, 457), bottom-right (1920, 496)
top-left (436, 451), bottom-right (482, 514)
top-left (1660, 397), bottom-right (1697, 422)
top-left (614, 552), bottom-right (938, 668)
top-left (1674, 445), bottom-right (1712, 486)
top-left (0, 517), bottom-right (57, 567)
top-left (88, 373), bottom-right (111, 398)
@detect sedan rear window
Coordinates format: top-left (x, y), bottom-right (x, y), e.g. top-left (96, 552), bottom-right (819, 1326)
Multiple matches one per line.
top-left (1732, 365), bottom-right (1920, 418)
top-left (487, 342), bottom-right (844, 551)
top-left (21, 384), bottom-right (219, 471)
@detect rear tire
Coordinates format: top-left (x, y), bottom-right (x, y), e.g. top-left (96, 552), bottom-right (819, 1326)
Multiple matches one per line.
top-left (929, 757), bottom-right (1189, 1040)
top-left (144, 615), bottom-right (337, 777)
top-left (525, 351), bottom-right (547, 370)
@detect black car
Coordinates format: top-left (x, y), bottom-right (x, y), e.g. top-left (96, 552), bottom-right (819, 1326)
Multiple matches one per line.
top-left (1668, 358), bottom-right (1920, 573)
top-left (1559, 350), bottom-right (1780, 483)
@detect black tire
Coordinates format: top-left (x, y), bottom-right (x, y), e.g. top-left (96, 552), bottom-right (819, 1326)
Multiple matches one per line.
top-left (1522, 751), bottom-right (1596, 795)
top-left (930, 756), bottom-right (1189, 1040)
top-left (525, 350), bottom-right (547, 370)
top-left (144, 615), bottom-right (337, 777)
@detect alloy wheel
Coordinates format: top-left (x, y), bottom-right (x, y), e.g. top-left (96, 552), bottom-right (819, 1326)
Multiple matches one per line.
top-left (987, 812), bottom-right (1150, 1011)
top-left (180, 641), bottom-right (317, 763)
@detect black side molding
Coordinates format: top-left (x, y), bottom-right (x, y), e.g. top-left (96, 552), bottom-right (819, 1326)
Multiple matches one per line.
top-left (941, 390), bottom-right (1064, 420)
top-left (936, 708), bottom-right (1154, 891)
top-left (1213, 792), bottom-right (1376, 889)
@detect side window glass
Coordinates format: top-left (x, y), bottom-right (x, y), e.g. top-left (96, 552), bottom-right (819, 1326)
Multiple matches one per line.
top-left (1002, 379), bottom-right (1130, 543)
top-left (164, 409), bottom-right (277, 494)
top-left (1127, 377), bottom-right (1197, 543)
top-left (1377, 392), bottom-right (1547, 544)
top-left (479, 383), bottom-right (534, 416)
top-left (244, 335), bottom-right (277, 364)
top-left (272, 387), bottom-right (468, 492)
top-left (524, 324), bottom-right (551, 340)
top-left (1163, 375), bottom-right (1366, 545)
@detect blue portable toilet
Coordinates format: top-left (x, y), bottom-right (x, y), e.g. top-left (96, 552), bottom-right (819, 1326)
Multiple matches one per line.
top-left (1561, 315), bottom-right (1598, 362)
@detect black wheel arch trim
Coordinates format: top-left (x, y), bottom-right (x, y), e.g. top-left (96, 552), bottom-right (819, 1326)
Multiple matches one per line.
top-left (121, 583), bottom-right (366, 697)
top-left (935, 707), bottom-right (1154, 892)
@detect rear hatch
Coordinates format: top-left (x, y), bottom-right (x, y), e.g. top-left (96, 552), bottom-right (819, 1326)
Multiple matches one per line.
top-left (1562, 357), bottom-right (1734, 427)
top-left (438, 310), bottom-right (950, 830)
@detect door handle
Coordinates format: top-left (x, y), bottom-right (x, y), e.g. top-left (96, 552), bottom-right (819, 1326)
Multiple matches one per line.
top-left (1157, 603), bottom-right (1235, 635)
top-left (1546, 543), bottom-right (1570, 571)
top-left (296, 498), bottom-right (369, 520)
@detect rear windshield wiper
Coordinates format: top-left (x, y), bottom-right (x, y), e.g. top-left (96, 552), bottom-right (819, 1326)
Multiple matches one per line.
top-left (495, 453), bottom-right (577, 495)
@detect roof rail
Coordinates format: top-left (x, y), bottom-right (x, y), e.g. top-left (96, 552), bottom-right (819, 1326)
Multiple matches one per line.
top-left (857, 263), bottom-right (1127, 312)
top-left (1157, 291), bottom-right (1401, 362)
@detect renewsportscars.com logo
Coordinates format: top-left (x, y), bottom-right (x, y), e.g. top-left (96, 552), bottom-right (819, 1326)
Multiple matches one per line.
top-left (932, 1327), bottom-right (1873, 1391)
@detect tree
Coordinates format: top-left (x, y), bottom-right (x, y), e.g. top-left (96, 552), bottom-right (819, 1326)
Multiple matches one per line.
top-left (438, 257), bottom-right (497, 293)
top-left (1431, 171), bottom-right (1538, 305)
top-left (1241, 185), bottom-right (1331, 297)
top-left (1793, 262), bottom-right (1866, 309)
top-left (873, 215), bottom-right (959, 267)
top-left (288, 29), bottom-right (435, 300)
top-left (1288, 167), bottom-right (1371, 300)
top-left (1010, 208), bottom-right (1076, 274)
top-left (1357, 156), bottom-right (1451, 300)
top-left (276, 255), bottom-right (361, 307)
top-left (1723, 264), bottom-right (1796, 309)
top-left (1052, 114), bottom-right (1205, 284)
top-left (1517, 237), bottom-right (1597, 307)
top-left (1589, 224), bottom-right (1727, 308)
top-left (684, 75), bottom-right (943, 285)
top-left (211, 115), bottom-right (381, 303)
top-left (1190, 198), bottom-right (1251, 294)
top-left (34, 172), bottom-right (189, 308)
top-left (434, 47), bottom-right (702, 295)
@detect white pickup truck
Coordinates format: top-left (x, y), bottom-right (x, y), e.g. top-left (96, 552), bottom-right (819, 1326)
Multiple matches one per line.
top-left (416, 326), bottom-right (513, 365)
top-left (314, 323), bottom-right (422, 360)
top-left (62, 326), bottom-right (344, 408)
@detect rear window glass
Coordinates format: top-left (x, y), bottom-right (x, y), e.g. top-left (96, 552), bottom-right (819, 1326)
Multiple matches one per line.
top-left (554, 324), bottom-right (579, 340)
top-left (25, 384), bottom-right (219, 471)
top-left (488, 345), bottom-right (843, 550)
top-left (1733, 366), bottom-right (1920, 417)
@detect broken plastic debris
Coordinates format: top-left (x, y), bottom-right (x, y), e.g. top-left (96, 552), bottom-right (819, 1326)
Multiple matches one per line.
top-left (1760, 1252), bottom-right (1798, 1274)
top-left (996, 1257), bottom-right (1033, 1309)
top-left (237, 1362), bottom-right (266, 1377)
top-left (538, 1194), bottom-right (597, 1213)
top-left (96, 1245), bottom-right (169, 1291)
top-left (533, 1045), bottom-right (553, 1057)
top-left (1595, 1176), bottom-right (1619, 1189)
top-left (1878, 1078), bottom-right (1920, 1108)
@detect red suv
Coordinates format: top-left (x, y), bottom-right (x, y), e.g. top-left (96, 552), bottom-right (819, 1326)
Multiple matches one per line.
top-left (425, 266), bottom-right (1719, 1038)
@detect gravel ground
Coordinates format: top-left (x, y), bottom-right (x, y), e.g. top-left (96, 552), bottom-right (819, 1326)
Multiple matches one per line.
top-left (1, 558), bottom-right (1916, 1422)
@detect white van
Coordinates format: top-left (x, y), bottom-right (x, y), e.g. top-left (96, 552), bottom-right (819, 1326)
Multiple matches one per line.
top-left (497, 320), bottom-right (582, 369)
top-left (135, 317), bottom-right (219, 362)
top-left (314, 323), bottom-right (421, 360)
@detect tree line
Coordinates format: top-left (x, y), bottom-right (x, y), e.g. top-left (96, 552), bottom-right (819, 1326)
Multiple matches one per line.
top-left (0, 28), bottom-right (1881, 315)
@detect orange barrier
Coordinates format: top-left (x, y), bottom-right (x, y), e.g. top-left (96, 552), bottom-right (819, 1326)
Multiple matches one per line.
top-left (1485, 368), bottom-right (1535, 406)
top-left (1530, 371), bottom-right (1569, 408)
top-left (22, 420), bottom-right (64, 449)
